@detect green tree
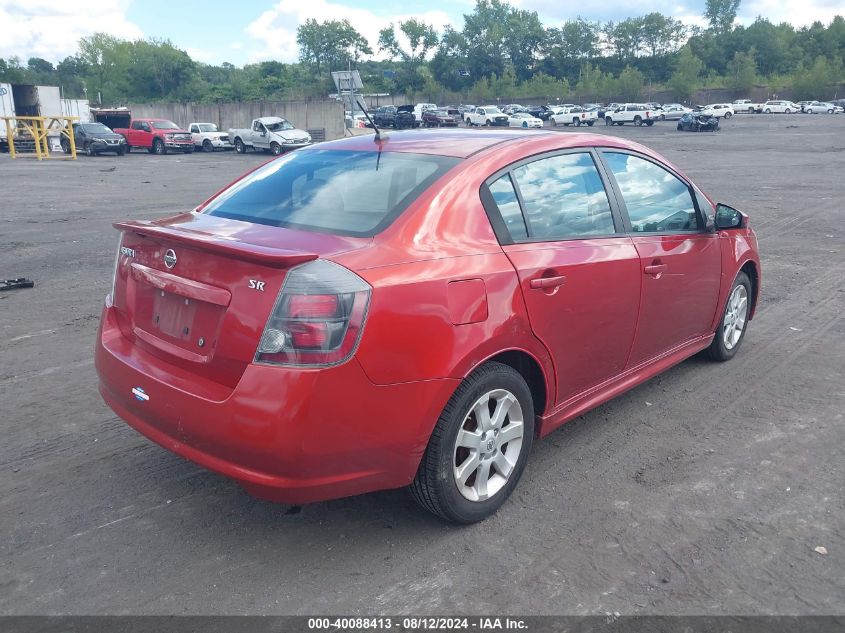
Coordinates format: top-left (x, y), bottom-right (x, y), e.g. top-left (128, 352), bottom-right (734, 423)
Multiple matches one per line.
top-left (668, 46), bottom-right (704, 101)
top-left (78, 33), bottom-right (130, 103)
top-left (430, 26), bottom-right (471, 91)
top-left (725, 48), bottom-right (757, 92)
top-left (378, 19), bottom-right (438, 92)
top-left (640, 13), bottom-right (687, 57)
top-left (604, 18), bottom-right (646, 60)
top-left (791, 56), bottom-right (844, 99)
top-left (296, 19), bottom-right (372, 76)
top-left (705, 0), bottom-right (741, 35)
top-left (617, 65), bottom-right (645, 100)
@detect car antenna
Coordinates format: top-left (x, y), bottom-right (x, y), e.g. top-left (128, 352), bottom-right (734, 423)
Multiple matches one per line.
top-left (357, 96), bottom-right (389, 142)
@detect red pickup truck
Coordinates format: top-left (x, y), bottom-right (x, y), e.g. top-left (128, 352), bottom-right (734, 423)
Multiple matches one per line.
top-left (113, 118), bottom-right (194, 154)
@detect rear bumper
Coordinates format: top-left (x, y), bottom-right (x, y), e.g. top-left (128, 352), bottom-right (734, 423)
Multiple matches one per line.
top-left (95, 303), bottom-right (458, 504)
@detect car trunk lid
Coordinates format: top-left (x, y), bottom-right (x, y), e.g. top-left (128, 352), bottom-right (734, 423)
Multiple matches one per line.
top-left (112, 212), bottom-right (370, 387)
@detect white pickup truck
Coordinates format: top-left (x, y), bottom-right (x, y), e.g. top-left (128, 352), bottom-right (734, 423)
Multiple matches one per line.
top-left (550, 106), bottom-right (598, 127)
top-left (464, 106), bottom-right (510, 127)
top-left (604, 103), bottom-right (657, 126)
top-left (188, 122), bottom-right (232, 152)
top-left (228, 117), bottom-right (312, 155)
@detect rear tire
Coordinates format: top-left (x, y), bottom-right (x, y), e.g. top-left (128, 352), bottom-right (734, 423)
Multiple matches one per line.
top-left (410, 362), bottom-right (534, 523)
top-left (234, 138), bottom-right (245, 154)
top-left (587, 120), bottom-right (594, 127)
top-left (706, 271), bottom-right (752, 362)
top-left (645, 120), bottom-right (654, 127)
top-left (724, 111), bottom-right (732, 119)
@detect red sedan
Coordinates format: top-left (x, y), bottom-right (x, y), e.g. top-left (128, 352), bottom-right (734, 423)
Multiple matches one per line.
top-left (96, 129), bottom-right (760, 523)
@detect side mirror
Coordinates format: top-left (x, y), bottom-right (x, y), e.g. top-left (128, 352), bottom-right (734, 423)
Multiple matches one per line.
top-left (715, 203), bottom-right (746, 230)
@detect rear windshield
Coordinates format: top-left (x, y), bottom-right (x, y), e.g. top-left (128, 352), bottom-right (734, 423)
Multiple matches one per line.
top-left (204, 149), bottom-right (460, 237)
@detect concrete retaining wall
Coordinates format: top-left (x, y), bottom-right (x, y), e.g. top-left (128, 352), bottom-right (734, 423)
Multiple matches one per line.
top-left (126, 99), bottom-right (347, 140)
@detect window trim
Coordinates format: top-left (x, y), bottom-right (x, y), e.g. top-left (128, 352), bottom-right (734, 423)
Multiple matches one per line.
top-left (479, 147), bottom-right (627, 245)
top-left (595, 148), bottom-right (709, 236)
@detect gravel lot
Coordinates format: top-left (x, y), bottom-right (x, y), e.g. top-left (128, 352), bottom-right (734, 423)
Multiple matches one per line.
top-left (1, 114), bottom-right (843, 616)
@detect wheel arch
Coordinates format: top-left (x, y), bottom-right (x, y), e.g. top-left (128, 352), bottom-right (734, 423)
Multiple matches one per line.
top-left (740, 259), bottom-right (760, 319)
top-left (481, 349), bottom-right (548, 425)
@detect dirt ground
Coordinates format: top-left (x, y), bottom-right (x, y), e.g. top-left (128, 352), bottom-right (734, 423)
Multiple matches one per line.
top-left (1, 114), bottom-right (843, 615)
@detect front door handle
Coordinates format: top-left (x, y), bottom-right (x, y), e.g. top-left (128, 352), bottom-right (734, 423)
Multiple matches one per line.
top-left (530, 275), bottom-right (567, 290)
top-left (644, 264), bottom-right (668, 276)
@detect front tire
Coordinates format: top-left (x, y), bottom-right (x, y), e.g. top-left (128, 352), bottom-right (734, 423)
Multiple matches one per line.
top-left (153, 139), bottom-right (165, 155)
top-left (270, 141), bottom-right (282, 155)
top-left (203, 139), bottom-right (213, 152)
top-left (634, 116), bottom-right (643, 127)
top-left (706, 271), bottom-right (752, 362)
top-left (784, 109), bottom-right (791, 114)
top-left (410, 362), bottom-right (535, 523)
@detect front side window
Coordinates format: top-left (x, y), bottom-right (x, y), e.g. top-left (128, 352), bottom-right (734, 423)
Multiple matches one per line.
top-left (204, 149), bottom-right (459, 237)
top-left (510, 152), bottom-right (615, 240)
top-left (604, 152), bottom-right (699, 233)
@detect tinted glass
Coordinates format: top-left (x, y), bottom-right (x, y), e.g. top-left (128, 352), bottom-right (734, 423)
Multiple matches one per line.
top-left (511, 152), bottom-right (615, 240)
top-left (604, 152), bottom-right (699, 232)
top-left (205, 149), bottom-right (459, 237)
top-left (489, 175), bottom-right (528, 240)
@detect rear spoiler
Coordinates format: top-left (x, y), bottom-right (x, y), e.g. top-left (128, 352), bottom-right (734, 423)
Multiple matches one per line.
top-left (114, 220), bottom-right (319, 268)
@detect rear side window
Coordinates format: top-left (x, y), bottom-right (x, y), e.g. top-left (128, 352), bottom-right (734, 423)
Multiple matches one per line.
top-left (489, 175), bottom-right (528, 240)
top-left (603, 152), bottom-right (699, 232)
top-left (204, 149), bottom-right (459, 237)
top-left (510, 152), bottom-right (615, 240)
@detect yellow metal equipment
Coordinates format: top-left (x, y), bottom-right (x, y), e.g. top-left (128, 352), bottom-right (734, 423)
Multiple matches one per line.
top-left (1, 115), bottom-right (79, 160)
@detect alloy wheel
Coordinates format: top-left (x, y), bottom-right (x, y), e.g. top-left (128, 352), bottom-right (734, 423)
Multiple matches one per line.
top-left (453, 389), bottom-right (524, 502)
top-left (722, 284), bottom-right (748, 350)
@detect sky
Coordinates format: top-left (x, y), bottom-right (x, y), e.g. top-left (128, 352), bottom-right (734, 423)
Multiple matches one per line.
top-left (0, 0), bottom-right (842, 67)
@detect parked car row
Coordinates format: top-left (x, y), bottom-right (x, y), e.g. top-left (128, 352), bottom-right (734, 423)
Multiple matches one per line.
top-left (62, 114), bottom-right (311, 157)
top-left (732, 98), bottom-right (844, 114)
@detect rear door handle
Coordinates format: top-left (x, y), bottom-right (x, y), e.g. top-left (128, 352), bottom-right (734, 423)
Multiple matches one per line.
top-left (644, 264), bottom-right (668, 276)
top-left (530, 275), bottom-right (567, 290)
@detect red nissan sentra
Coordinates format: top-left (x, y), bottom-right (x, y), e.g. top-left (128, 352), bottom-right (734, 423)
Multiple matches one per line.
top-left (96, 129), bottom-right (760, 523)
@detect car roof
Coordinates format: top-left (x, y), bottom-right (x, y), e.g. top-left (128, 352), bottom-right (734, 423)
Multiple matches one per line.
top-left (302, 129), bottom-right (659, 160)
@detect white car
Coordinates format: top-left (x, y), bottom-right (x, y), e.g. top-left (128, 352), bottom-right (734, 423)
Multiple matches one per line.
top-left (760, 100), bottom-right (796, 114)
top-left (803, 101), bottom-right (837, 114)
top-left (508, 112), bottom-right (543, 128)
top-left (550, 106), bottom-right (597, 127)
top-left (189, 122), bottom-right (232, 152)
top-left (699, 103), bottom-right (735, 118)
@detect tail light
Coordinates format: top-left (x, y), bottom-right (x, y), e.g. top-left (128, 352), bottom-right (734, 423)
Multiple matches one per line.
top-left (255, 259), bottom-right (371, 367)
top-left (109, 232), bottom-right (124, 304)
